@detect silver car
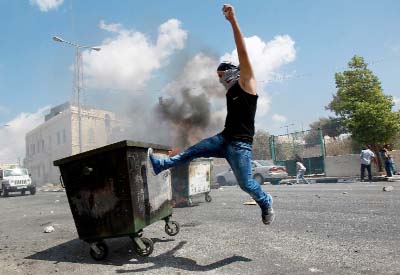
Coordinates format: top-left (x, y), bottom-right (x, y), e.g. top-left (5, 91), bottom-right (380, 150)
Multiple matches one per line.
top-left (216, 160), bottom-right (288, 186)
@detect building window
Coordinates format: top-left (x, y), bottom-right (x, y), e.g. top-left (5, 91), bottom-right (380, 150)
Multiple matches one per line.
top-left (88, 128), bottom-right (95, 144)
top-left (41, 140), bottom-right (45, 151)
top-left (57, 131), bottom-right (61, 145)
top-left (105, 114), bottom-right (111, 133)
top-left (62, 129), bottom-right (66, 143)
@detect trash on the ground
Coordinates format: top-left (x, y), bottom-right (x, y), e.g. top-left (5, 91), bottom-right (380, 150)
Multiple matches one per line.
top-left (44, 226), bottom-right (55, 233)
top-left (243, 198), bottom-right (257, 205)
top-left (383, 186), bottom-right (394, 192)
top-left (39, 183), bottom-right (65, 192)
top-left (55, 200), bottom-right (60, 203)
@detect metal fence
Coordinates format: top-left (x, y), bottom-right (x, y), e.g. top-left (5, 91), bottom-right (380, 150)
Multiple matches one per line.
top-left (269, 129), bottom-right (325, 176)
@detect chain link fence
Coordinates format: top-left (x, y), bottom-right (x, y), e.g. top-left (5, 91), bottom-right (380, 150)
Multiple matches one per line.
top-left (269, 129), bottom-right (325, 176)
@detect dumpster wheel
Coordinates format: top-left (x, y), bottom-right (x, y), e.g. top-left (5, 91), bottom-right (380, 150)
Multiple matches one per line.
top-left (205, 193), bottom-right (212, 203)
top-left (165, 220), bottom-right (180, 236)
top-left (89, 241), bottom-right (108, 261)
top-left (133, 237), bottom-right (154, 257)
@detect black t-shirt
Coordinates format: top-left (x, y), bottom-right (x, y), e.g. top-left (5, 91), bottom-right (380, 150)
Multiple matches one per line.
top-left (221, 82), bottom-right (258, 144)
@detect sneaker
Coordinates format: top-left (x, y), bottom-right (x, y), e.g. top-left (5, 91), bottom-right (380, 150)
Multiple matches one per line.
top-left (261, 206), bottom-right (275, 225)
top-left (148, 148), bottom-right (161, 175)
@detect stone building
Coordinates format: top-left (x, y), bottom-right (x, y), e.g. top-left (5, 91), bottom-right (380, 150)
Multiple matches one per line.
top-left (24, 102), bottom-right (120, 186)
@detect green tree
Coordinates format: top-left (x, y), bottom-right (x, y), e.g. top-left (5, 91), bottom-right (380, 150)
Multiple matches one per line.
top-left (328, 55), bottom-right (400, 167)
top-left (304, 117), bottom-right (346, 145)
top-left (252, 130), bottom-right (271, 160)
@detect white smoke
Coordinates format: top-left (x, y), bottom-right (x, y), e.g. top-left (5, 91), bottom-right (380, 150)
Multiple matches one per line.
top-left (221, 35), bottom-right (296, 127)
top-left (29, 0), bottom-right (64, 12)
top-left (272, 113), bottom-right (288, 124)
top-left (82, 19), bottom-right (188, 92)
top-left (159, 34), bottom-right (296, 144)
top-left (0, 106), bottom-right (50, 163)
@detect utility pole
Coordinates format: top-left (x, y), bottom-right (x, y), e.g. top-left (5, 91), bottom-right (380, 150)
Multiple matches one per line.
top-left (52, 36), bottom-right (101, 153)
top-left (281, 123), bottom-right (294, 137)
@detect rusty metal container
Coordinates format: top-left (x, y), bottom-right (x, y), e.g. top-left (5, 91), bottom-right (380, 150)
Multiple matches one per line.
top-left (171, 158), bottom-right (213, 207)
top-left (53, 140), bottom-right (180, 260)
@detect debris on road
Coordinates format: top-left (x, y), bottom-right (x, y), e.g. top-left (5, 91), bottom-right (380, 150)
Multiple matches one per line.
top-left (342, 192), bottom-right (348, 194)
top-left (383, 186), bottom-right (394, 192)
top-left (39, 183), bottom-right (65, 192)
top-left (43, 226), bottom-right (55, 233)
top-left (243, 198), bottom-right (257, 205)
top-left (309, 267), bottom-right (322, 273)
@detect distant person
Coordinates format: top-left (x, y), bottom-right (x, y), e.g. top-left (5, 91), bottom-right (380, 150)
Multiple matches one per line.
top-left (360, 145), bottom-right (375, 182)
top-left (379, 144), bottom-right (392, 177)
top-left (295, 156), bottom-right (310, 184)
top-left (148, 4), bottom-right (275, 225)
top-left (387, 154), bottom-right (397, 176)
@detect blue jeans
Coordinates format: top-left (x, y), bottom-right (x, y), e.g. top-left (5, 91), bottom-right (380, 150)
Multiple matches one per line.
top-left (360, 163), bottom-right (372, 181)
top-left (156, 133), bottom-right (272, 210)
top-left (296, 169), bottom-right (310, 184)
top-left (385, 160), bottom-right (393, 177)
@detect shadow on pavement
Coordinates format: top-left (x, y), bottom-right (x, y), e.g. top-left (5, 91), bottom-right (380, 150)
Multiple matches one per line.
top-left (115, 241), bottom-right (252, 273)
top-left (26, 238), bottom-right (251, 272)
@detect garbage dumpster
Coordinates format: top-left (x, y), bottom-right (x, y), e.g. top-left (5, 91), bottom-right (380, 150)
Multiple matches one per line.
top-left (53, 140), bottom-right (180, 261)
top-left (171, 158), bottom-right (213, 207)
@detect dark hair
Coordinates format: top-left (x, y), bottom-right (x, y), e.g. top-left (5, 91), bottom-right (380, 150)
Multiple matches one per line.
top-left (217, 62), bottom-right (239, 71)
top-left (294, 154), bottom-right (303, 163)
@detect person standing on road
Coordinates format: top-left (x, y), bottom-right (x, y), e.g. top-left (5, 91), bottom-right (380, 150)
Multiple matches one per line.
top-left (387, 154), bottom-right (397, 175)
top-left (380, 144), bottom-right (393, 178)
top-left (295, 156), bottom-right (310, 184)
top-left (360, 145), bottom-right (375, 182)
top-left (148, 4), bottom-right (275, 225)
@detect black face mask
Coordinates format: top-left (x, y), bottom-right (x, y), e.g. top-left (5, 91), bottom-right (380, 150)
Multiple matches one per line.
top-left (219, 68), bottom-right (240, 90)
top-left (217, 62), bottom-right (240, 90)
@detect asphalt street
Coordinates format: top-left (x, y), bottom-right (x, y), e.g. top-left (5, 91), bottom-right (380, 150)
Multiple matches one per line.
top-left (0, 181), bottom-right (399, 275)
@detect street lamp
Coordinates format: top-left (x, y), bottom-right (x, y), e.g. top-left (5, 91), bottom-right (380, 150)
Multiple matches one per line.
top-left (52, 36), bottom-right (101, 153)
top-left (280, 123), bottom-right (295, 137)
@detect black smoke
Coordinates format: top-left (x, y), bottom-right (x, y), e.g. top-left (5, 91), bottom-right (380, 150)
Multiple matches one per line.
top-left (157, 88), bottom-right (211, 148)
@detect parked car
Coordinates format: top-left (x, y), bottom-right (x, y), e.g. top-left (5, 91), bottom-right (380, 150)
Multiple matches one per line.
top-left (0, 167), bottom-right (36, 197)
top-left (216, 160), bottom-right (288, 186)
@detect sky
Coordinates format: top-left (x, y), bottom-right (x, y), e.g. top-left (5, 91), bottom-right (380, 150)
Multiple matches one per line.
top-left (0, 0), bottom-right (400, 163)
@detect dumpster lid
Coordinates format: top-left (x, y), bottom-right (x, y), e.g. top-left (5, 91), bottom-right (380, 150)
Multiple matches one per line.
top-left (53, 140), bottom-right (171, 166)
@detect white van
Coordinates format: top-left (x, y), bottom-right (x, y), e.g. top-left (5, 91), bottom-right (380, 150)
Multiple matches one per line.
top-left (0, 167), bottom-right (36, 197)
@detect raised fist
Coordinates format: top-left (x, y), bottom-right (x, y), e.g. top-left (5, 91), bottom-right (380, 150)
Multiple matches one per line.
top-left (222, 4), bottom-right (235, 20)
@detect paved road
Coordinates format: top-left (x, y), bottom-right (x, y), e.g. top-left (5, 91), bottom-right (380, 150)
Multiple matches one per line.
top-left (0, 181), bottom-right (399, 274)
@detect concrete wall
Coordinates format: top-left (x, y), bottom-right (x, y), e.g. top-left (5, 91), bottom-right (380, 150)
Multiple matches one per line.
top-left (325, 150), bottom-right (400, 178)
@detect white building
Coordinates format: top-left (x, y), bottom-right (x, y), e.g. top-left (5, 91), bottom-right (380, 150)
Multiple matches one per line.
top-left (24, 102), bottom-right (121, 186)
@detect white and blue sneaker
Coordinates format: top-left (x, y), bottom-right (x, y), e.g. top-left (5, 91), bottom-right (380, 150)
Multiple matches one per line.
top-left (147, 148), bottom-right (162, 176)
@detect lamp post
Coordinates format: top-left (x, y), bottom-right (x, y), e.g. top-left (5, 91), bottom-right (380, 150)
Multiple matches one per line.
top-left (52, 36), bottom-right (100, 153)
top-left (281, 123), bottom-right (294, 137)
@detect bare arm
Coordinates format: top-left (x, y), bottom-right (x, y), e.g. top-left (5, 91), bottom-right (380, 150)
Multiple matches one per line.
top-left (223, 4), bottom-right (257, 95)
